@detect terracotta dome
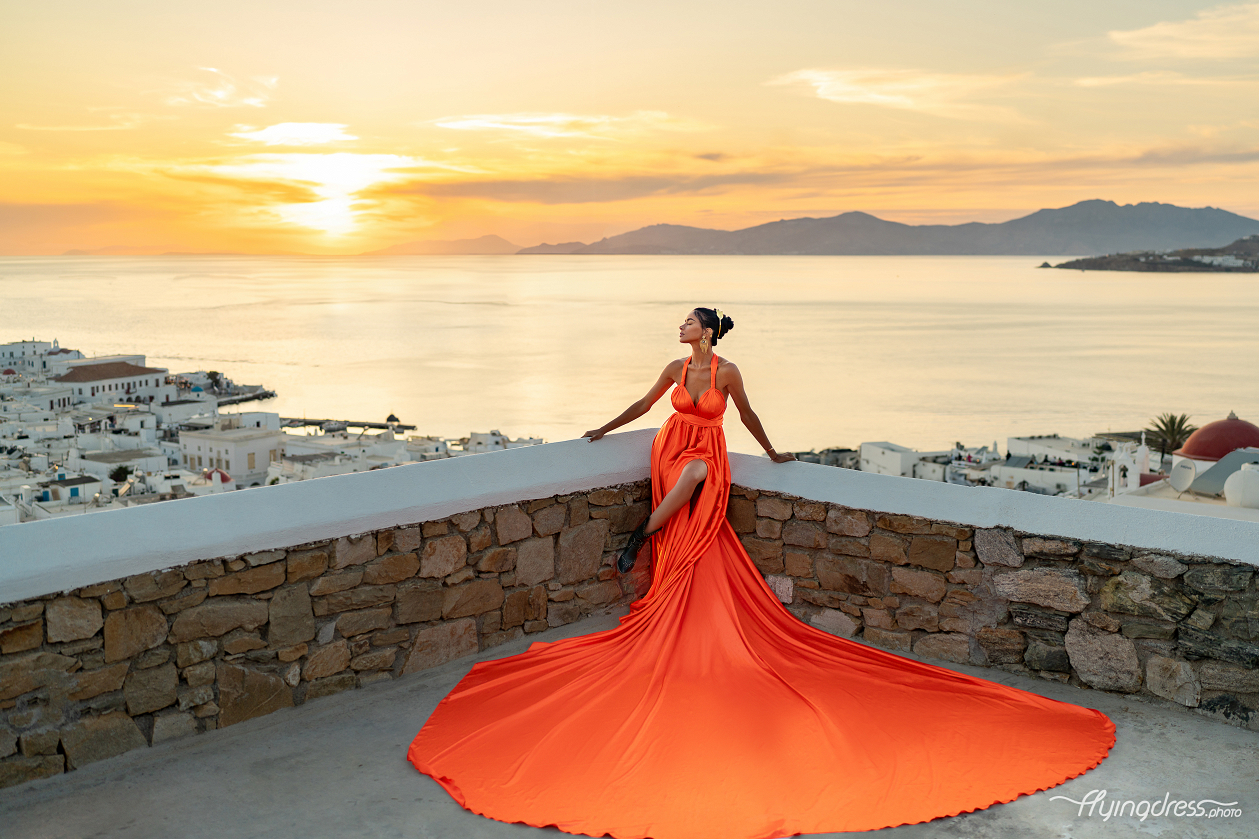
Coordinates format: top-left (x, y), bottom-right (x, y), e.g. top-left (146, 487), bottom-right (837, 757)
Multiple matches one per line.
top-left (1174, 411), bottom-right (1259, 462)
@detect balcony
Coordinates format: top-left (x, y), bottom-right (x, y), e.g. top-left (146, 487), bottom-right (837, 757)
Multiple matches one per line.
top-left (2, 429), bottom-right (1257, 835)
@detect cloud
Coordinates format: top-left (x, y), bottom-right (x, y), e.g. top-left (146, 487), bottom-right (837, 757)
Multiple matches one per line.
top-left (229, 123), bottom-right (358, 146)
top-left (1108, 3), bottom-right (1259, 59)
top-left (15, 112), bottom-right (162, 131)
top-left (768, 68), bottom-right (1027, 121)
top-left (1074, 70), bottom-right (1257, 87)
top-left (165, 68), bottom-right (278, 108)
top-left (430, 111), bottom-right (707, 140)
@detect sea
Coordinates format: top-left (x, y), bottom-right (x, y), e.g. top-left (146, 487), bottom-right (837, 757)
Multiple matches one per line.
top-left (3, 255), bottom-right (1256, 456)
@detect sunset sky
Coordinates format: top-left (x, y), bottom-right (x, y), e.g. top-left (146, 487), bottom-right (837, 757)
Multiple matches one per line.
top-left (3, 0), bottom-right (1258, 254)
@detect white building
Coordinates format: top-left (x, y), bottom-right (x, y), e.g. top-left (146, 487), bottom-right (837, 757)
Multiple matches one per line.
top-left (0, 340), bottom-right (85, 376)
top-left (858, 442), bottom-right (954, 478)
top-left (52, 361), bottom-right (177, 406)
top-left (180, 414), bottom-right (285, 488)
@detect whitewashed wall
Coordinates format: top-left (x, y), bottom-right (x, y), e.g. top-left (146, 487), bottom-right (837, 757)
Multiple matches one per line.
top-left (2, 428), bottom-right (1256, 604)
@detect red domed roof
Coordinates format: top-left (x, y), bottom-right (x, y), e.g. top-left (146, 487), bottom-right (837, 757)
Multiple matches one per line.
top-left (1174, 412), bottom-right (1259, 462)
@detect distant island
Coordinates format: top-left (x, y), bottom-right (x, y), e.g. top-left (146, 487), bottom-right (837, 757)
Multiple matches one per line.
top-left (516, 200), bottom-right (1259, 257)
top-left (1052, 235), bottom-right (1259, 273)
top-left (360, 234), bottom-right (520, 255)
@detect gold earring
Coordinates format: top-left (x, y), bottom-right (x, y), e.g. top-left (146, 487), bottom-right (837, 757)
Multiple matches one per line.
top-left (700, 334), bottom-right (710, 353)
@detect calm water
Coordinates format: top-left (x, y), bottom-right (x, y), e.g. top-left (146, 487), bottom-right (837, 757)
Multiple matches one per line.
top-left (2, 255), bottom-right (1256, 455)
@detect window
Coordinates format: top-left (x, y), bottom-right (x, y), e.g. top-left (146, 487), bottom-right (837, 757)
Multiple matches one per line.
top-left (269, 449), bottom-right (277, 462)
top-left (248, 452), bottom-right (256, 470)
top-left (225, 459), bottom-right (230, 470)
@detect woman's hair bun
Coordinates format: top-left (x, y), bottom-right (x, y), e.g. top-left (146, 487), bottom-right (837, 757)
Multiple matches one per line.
top-left (718, 314), bottom-right (734, 339)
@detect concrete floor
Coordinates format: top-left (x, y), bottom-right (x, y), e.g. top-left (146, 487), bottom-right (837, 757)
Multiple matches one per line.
top-left (2, 610), bottom-right (1256, 839)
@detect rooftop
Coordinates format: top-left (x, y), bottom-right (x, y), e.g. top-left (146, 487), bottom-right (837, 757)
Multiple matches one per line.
top-left (52, 361), bottom-right (167, 384)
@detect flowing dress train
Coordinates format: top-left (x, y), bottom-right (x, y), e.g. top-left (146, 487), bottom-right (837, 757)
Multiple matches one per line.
top-left (407, 354), bottom-right (1115, 839)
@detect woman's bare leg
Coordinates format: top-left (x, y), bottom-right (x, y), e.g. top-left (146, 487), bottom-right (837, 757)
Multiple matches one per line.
top-left (645, 460), bottom-right (708, 534)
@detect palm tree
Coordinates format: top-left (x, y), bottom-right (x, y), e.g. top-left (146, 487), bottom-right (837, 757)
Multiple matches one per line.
top-left (1144, 413), bottom-right (1197, 461)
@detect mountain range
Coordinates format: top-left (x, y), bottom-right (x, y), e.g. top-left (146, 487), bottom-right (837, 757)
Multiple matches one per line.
top-left (517, 200), bottom-right (1259, 256)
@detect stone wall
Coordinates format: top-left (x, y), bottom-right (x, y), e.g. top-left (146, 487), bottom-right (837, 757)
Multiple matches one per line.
top-left (725, 487), bottom-right (1259, 735)
top-left (5, 477), bottom-right (1258, 791)
top-left (0, 482), bottom-right (652, 789)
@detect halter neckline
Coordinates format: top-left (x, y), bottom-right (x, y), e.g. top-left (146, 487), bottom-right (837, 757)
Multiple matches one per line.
top-left (680, 354), bottom-right (719, 407)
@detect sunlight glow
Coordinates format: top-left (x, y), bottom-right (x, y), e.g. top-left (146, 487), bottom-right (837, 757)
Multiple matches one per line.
top-left (230, 123), bottom-right (359, 145)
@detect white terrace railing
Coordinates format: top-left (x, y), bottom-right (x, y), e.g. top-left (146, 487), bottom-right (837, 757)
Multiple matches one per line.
top-left (3, 428), bottom-right (1256, 604)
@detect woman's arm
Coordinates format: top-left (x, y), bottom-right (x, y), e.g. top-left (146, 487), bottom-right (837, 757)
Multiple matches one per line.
top-left (723, 362), bottom-right (796, 463)
top-left (582, 360), bottom-right (683, 442)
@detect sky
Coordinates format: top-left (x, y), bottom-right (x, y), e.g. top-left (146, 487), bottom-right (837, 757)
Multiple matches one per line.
top-left (2, 0), bottom-right (1258, 254)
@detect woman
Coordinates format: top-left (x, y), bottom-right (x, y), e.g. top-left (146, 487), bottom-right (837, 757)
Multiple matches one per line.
top-left (408, 307), bottom-right (1114, 839)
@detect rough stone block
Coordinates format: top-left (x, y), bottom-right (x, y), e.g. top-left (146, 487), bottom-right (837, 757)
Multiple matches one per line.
top-left (222, 629), bottom-right (266, 654)
top-left (46, 597), bottom-right (104, 643)
top-left (557, 520), bottom-right (609, 584)
top-left (827, 536), bottom-right (870, 557)
top-left (363, 553), bottom-right (420, 585)
top-left (244, 550), bottom-right (286, 568)
top-left (913, 633), bottom-right (970, 664)
top-left (907, 535), bottom-right (956, 572)
top-left (531, 503), bottom-right (567, 537)
top-left (1146, 655), bottom-right (1199, 706)
top-left (305, 672), bottom-right (357, 700)
top-left (105, 605), bottom-right (169, 662)
top-left (157, 588), bottom-right (208, 616)
top-left (575, 580), bottom-right (622, 605)
top-left (443, 580), bottom-right (505, 619)
top-left (502, 589), bottom-right (530, 628)
top-left (875, 514), bottom-right (932, 535)
top-left (308, 569), bottom-right (363, 596)
top-left (124, 663), bottom-right (178, 715)
top-left (992, 568), bottom-right (1089, 613)
top-left (303, 641), bottom-right (351, 680)
top-left (216, 663), bottom-right (293, 727)
top-left (477, 547), bottom-right (516, 573)
top-left (124, 570), bottom-right (186, 603)
top-left (396, 585), bottom-right (444, 624)
top-left (337, 607), bottom-right (393, 637)
top-left (332, 534), bottom-right (377, 570)
top-left (784, 551), bottom-right (813, 577)
top-left (393, 526), bottom-right (423, 554)
top-left (755, 519), bottom-right (782, 539)
top-left (973, 529), bottom-right (1023, 567)
top-left (1009, 607), bottom-right (1069, 633)
top-left (401, 618), bottom-right (477, 674)
top-left (1064, 618), bottom-right (1141, 692)
top-left (818, 556), bottom-right (891, 597)
top-left (168, 599), bottom-right (268, 643)
top-left (889, 567), bottom-right (947, 603)
top-left (312, 585), bottom-right (396, 616)
top-left (756, 496), bottom-right (794, 521)
top-left (783, 520), bottom-right (827, 549)
top-left (1021, 537), bottom-right (1079, 557)
top-left (861, 608), bottom-right (893, 629)
top-left (183, 660), bottom-right (216, 686)
top-left (896, 603), bottom-right (939, 631)
top-left (1183, 565), bottom-right (1253, 592)
top-left (68, 662), bottom-right (129, 701)
top-left (742, 537), bottom-right (784, 574)
top-left (810, 608), bottom-right (860, 637)
top-left (977, 627), bottom-right (1026, 665)
top-left (0, 621), bottom-right (42, 654)
top-left (176, 639), bottom-right (217, 668)
top-left (0, 755), bottom-right (64, 788)
top-left (547, 600), bottom-right (581, 627)
top-left (726, 497), bottom-right (757, 533)
top-left (467, 525), bottom-right (493, 552)
top-left (826, 507), bottom-right (871, 537)
top-left (350, 647), bottom-right (398, 671)
top-left (151, 711), bottom-right (198, 744)
top-left (208, 563), bottom-right (286, 597)
top-left (1024, 638), bottom-right (1070, 672)
top-left (1099, 571), bottom-right (1196, 621)
top-left (177, 684), bottom-right (215, 711)
top-left (869, 531), bottom-right (909, 564)
top-left (19, 731), bottom-right (59, 756)
top-left (863, 626), bottom-right (912, 651)
top-left (1130, 554), bottom-right (1186, 579)
top-left (419, 536), bottom-right (467, 578)
top-left (451, 510), bottom-right (481, 532)
top-left (1177, 627), bottom-right (1259, 668)
top-left (495, 506), bottom-right (533, 544)
top-left (61, 712), bottom-right (147, 769)
top-left (1198, 660), bottom-right (1259, 693)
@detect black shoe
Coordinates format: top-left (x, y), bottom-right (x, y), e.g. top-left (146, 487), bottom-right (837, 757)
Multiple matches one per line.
top-left (618, 518), bottom-right (655, 573)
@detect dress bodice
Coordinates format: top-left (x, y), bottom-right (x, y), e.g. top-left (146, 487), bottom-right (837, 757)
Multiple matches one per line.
top-left (670, 354), bottom-right (726, 424)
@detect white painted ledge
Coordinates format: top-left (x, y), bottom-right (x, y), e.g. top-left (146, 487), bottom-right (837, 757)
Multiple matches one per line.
top-left (0, 430), bottom-right (656, 604)
top-left (2, 429), bottom-right (1256, 605)
top-left (729, 453), bottom-right (1259, 566)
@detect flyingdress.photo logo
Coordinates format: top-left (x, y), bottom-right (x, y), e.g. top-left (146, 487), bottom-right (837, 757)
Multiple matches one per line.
top-left (1051, 790), bottom-right (1242, 821)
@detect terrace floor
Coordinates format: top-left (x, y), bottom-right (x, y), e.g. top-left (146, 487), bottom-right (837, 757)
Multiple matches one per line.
top-left (3, 610), bottom-right (1256, 839)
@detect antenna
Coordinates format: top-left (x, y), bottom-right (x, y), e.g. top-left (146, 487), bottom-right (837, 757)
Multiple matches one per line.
top-left (1168, 459), bottom-right (1196, 493)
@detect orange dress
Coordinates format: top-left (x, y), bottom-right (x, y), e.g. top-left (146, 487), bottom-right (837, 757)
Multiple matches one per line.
top-left (407, 355), bottom-right (1115, 839)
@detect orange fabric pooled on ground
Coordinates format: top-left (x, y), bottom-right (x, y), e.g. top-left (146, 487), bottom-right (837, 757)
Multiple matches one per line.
top-left (408, 355), bottom-right (1115, 839)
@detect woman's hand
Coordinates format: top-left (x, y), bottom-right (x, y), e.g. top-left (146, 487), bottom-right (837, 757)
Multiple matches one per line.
top-left (582, 429), bottom-right (606, 442)
top-left (768, 450), bottom-right (796, 464)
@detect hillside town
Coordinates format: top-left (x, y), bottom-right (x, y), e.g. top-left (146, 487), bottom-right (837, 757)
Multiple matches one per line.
top-left (3, 336), bottom-right (1257, 527)
top-left (0, 338), bottom-right (542, 526)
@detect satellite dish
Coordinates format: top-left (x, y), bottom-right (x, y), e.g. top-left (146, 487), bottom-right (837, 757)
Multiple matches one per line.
top-left (1169, 459), bottom-right (1196, 492)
